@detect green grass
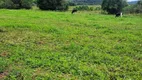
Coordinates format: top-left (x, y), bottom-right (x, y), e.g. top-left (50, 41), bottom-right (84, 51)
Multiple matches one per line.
top-left (0, 9), bottom-right (142, 80)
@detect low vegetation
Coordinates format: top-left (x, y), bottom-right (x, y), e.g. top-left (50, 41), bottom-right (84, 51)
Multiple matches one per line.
top-left (0, 8), bottom-right (142, 79)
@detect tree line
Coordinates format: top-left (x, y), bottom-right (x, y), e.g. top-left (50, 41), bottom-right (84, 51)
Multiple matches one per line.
top-left (0, 0), bottom-right (32, 9)
top-left (102, 0), bottom-right (142, 14)
top-left (0, 0), bottom-right (141, 14)
top-left (70, 0), bottom-right (102, 5)
top-left (0, 0), bottom-right (68, 10)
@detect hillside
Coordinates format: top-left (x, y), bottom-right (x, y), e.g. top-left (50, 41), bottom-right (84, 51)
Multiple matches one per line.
top-left (70, 0), bottom-right (139, 5)
top-left (128, 1), bottom-right (138, 4)
top-left (71, 0), bottom-right (102, 5)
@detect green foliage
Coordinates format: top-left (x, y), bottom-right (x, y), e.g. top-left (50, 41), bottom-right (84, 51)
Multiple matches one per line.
top-left (74, 5), bottom-right (94, 11)
top-left (102, 0), bottom-right (127, 14)
top-left (33, 0), bottom-right (37, 4)
top-left (37, 0), bottom-right (68, 11)
top-left (21, 0), bottom-right (32, 9)
top-left (123, 0), bottom-right (142, 13)
top-left (67, 1), bottom-right (76, 6)
top-left (0, 0), bottom-right (32, 9)
top-left (0, 0), bottom-right (13, 9)
top-left (135, 0), bottom-right (142, 13)
top-left (71, 0), bottom-right (102, 5)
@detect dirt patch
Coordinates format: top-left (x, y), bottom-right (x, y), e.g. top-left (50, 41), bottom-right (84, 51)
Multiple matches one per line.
top-left (0, 29), bottom-right (4, 32)
top-left (0, 71), bottom-right (8, 79)
top-left (35, 41), bottom-right (45, 45)
top-left (0, 51), bottom-right (9, 57)
top-left (0, 29), bottom-right (7, 33)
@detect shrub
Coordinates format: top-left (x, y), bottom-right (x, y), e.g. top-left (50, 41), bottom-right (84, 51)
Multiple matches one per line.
top-left (74, 6), bottom-right (94, 11)
top-left (95, 6), bottom-right (101, 10)
top-left (67, 1), bottom-right (76, 6)
top-left (37, 0), bottom-right (68, 11)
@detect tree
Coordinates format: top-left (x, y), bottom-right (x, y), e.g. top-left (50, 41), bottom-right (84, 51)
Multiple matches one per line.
top-left (37, 0), bottom-right (68, 11)
top-left (134, 0), bottom-right (142, 13)
top-left (71, 0), bottom-right (102, 5)
top-left (101, 0), bottom-right (127, 14)
top-left (0, 0), bottom-right (32, 9)
top-left (137, 0), bottom-right (142, 5)
top-left (21, 0), bottom-right (33, 9)
top-left (123, 0), bottom-right (142, 13)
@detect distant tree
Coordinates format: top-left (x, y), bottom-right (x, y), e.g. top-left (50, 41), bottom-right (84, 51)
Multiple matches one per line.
top-left (33, 0), bottom-right (37, 4)
top-left (37, 0), bottom-right (68, 11)
top-left (71, 0), bottom-right (102, 5)
top-left (11, 0), bottom-right (21, 4)
top-left (67, 1), bottom-right (76, 6)
top-left (21, 0), bottom-right (33, 9)
top-left (134, 0), bottom-right (142, 13)
top-left (137, 0), bottom-right (142, 5)
top-left (123, 0), bottom-right (142, 13)
top-left (101, 0), bottom-right (127, 14)
top-left (74, 5), bottom-right (94, 11)
top-left (0, 0), bottom-right (12, 9)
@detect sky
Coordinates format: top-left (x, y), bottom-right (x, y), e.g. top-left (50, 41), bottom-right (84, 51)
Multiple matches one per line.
top-left (127, 0), bottom-right (138, 2)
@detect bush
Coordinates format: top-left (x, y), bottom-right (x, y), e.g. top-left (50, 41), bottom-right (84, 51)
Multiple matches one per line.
top-left (95, 7), bottom-right (101, 10)
top-left (74, 6), bottom-right (94, 11)
top-left (67, 2), bottom-right (76, 6)
top-left (37, 0), bottom-right (68, 11)
top-left (0, 0), bottom-right (32, 9)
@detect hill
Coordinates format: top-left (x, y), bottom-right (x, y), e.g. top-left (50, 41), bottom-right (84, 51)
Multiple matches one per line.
top-left (128, 1), bottom-right (138, 4)
top-left (71, 0), bottom-right (102, 5)
top-left (70, 0), bottom-right (139, 5)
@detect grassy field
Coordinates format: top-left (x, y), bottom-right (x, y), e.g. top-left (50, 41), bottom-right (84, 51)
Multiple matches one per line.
top-left (0, 9), bottom-right (142, 80)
